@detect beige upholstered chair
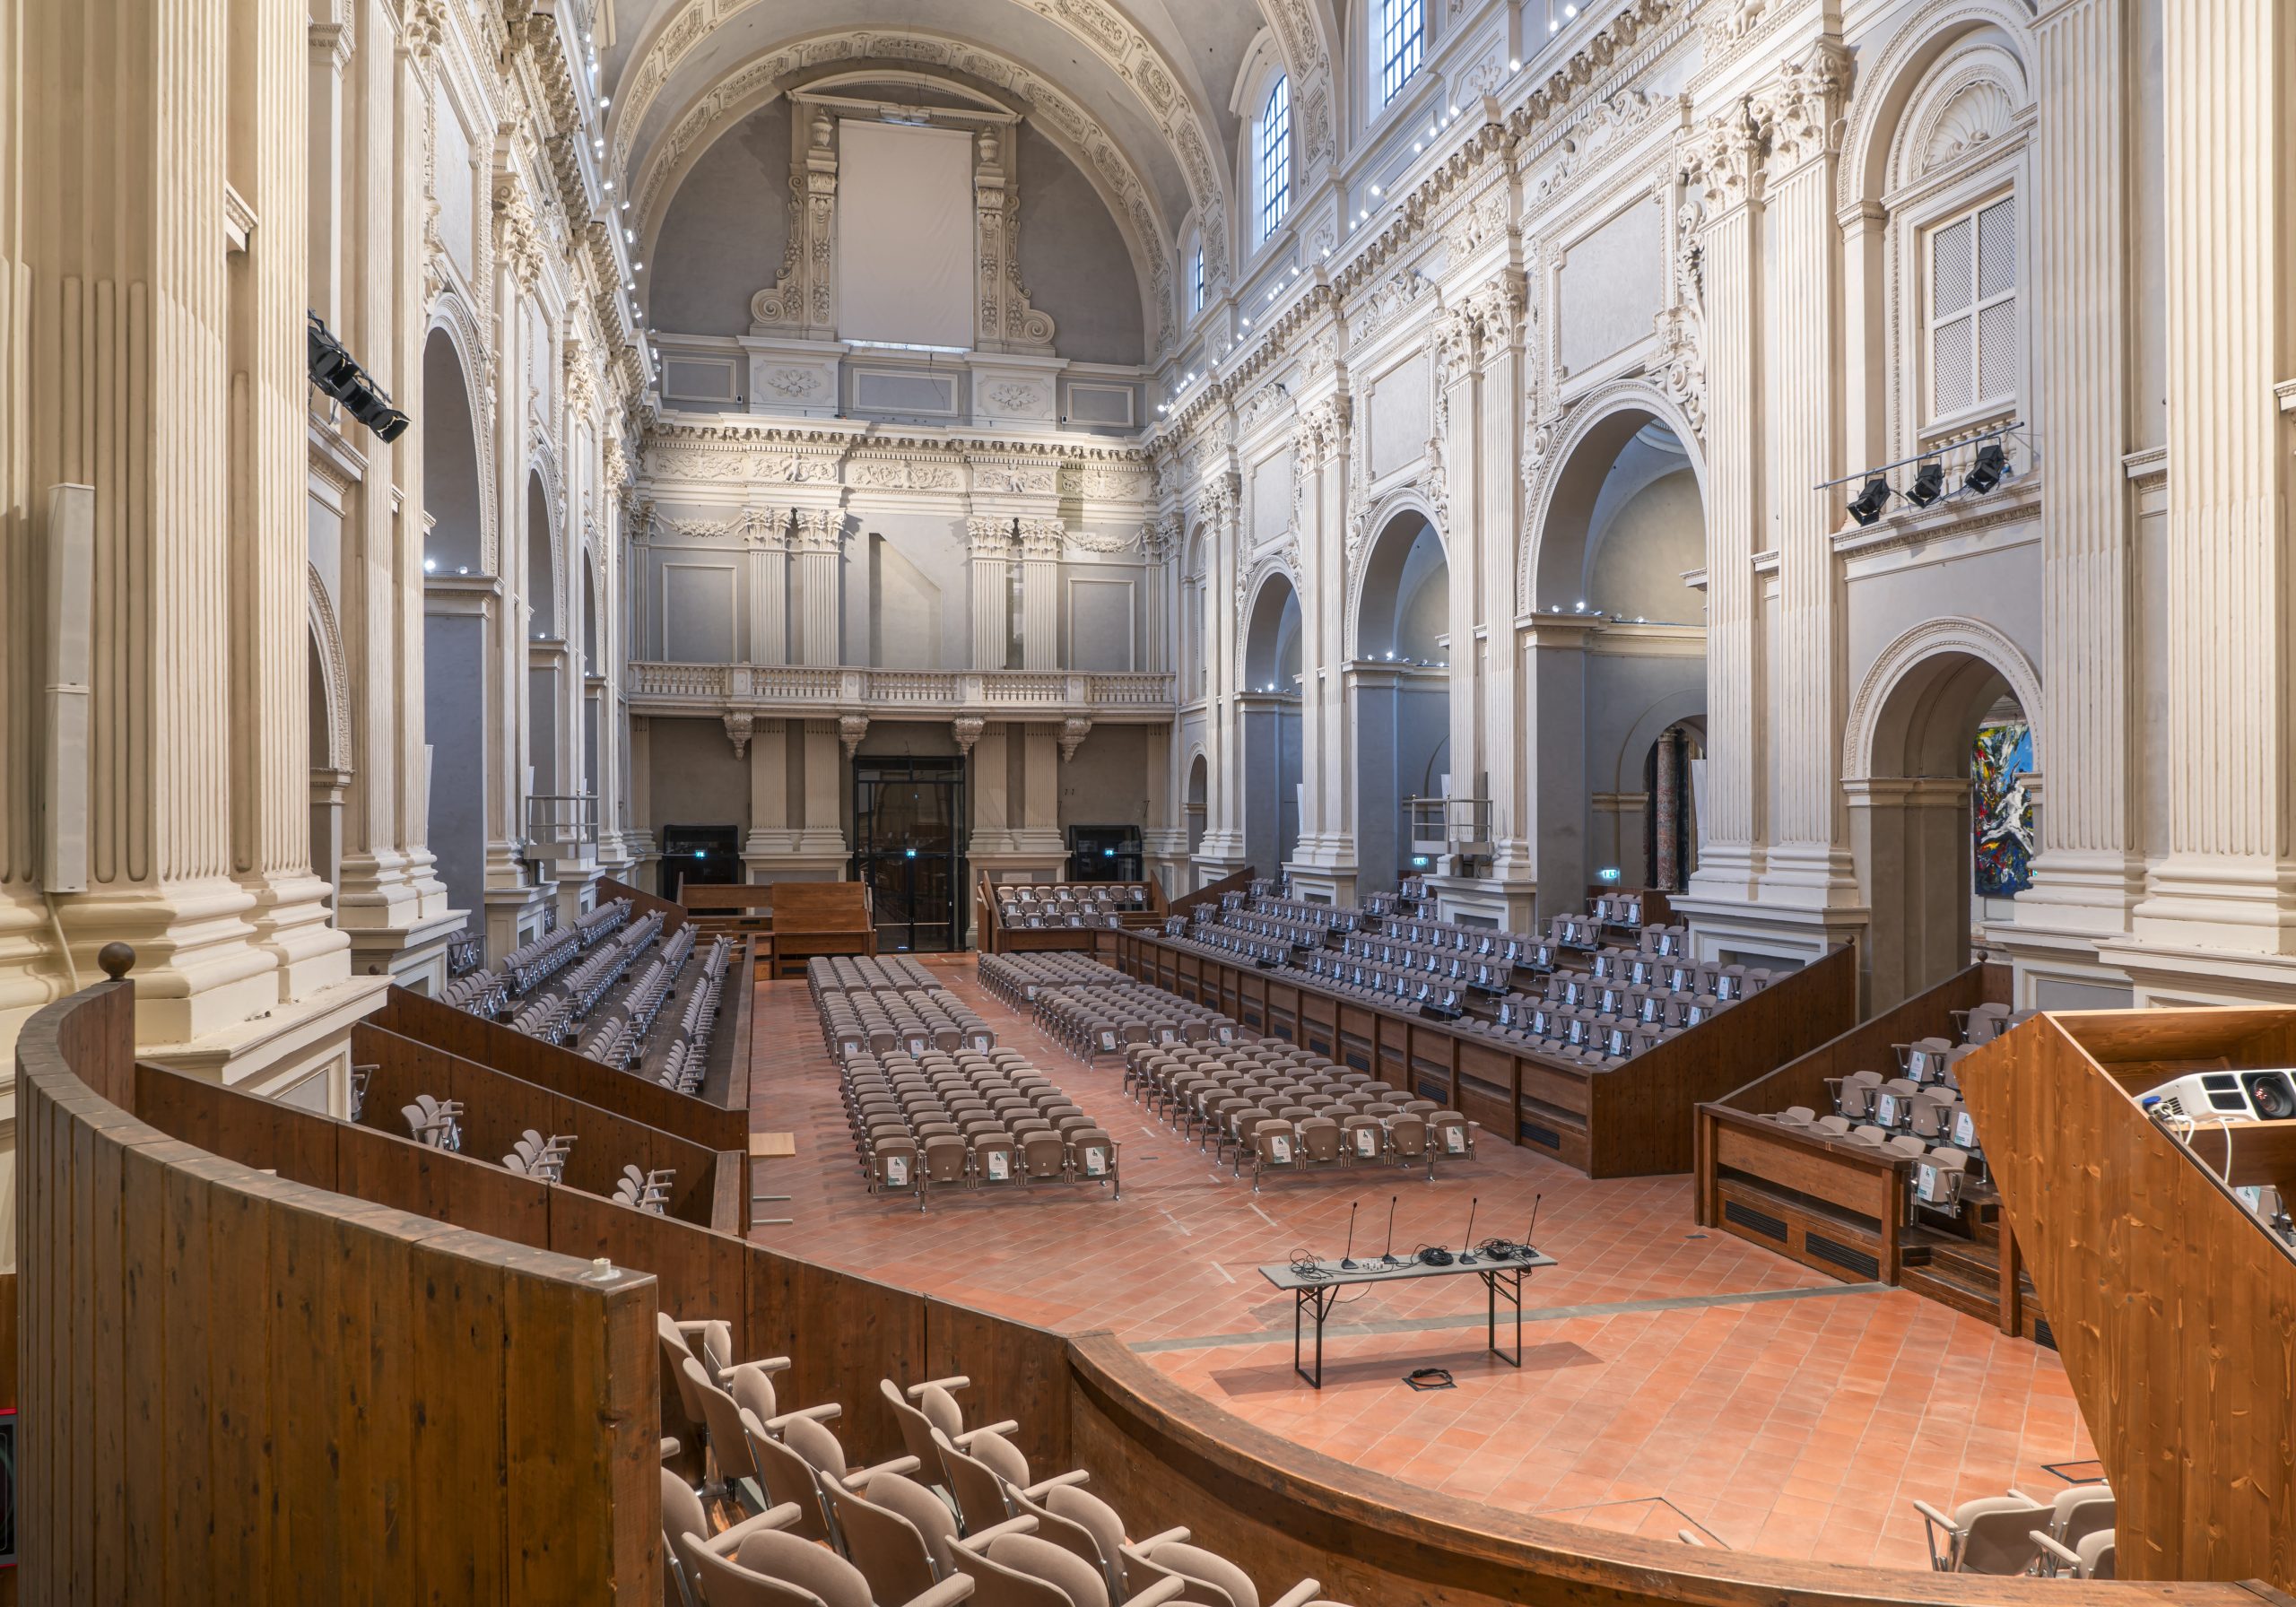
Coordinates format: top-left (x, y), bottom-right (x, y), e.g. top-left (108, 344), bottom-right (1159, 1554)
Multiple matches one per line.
top-left (1118, 1534), bottom-right (1324, 1607)
top-left (661, 1467), bottom-right (802, 1607)
top-left (682, 1524), bottom-right (978, 1607)
top-left (1912, 1493), bottom-right (2053, 1573)
top-left (952, 1519), bottom-right (1190, 1607)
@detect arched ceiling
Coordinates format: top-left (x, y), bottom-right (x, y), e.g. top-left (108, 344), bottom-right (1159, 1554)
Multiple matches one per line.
top-left (603, 0), bottom-right (1343, 291)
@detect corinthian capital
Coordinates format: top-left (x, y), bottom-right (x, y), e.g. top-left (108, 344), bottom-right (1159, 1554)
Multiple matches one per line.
top-left (966, 515), bottom-right (1015, 557)
top-left (1682, 106), bottom-right (1765, 215)
top-left (791, 508), bottom-right (845, 552)
top-left (1018, 517), bottom-right (1066, 560)
top-left (744, 507), bottom-right (794, 549)
top-left (1756, 42), bottom-right (1851, 171)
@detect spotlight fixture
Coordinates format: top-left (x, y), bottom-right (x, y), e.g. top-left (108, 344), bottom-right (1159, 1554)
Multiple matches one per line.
top-left (1845, 474), bottom-right (1892, 526)
top-left (1904, 459), bottom-right (1945, 507)
top-left (307, 312), bottom-right (410, 442)
top-left (1963, 442), bottom-right (2009, 495)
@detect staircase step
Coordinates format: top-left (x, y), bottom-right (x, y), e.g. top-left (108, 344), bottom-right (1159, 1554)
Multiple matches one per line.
top-left (1898, 1259), bottom-right (2003, 1326)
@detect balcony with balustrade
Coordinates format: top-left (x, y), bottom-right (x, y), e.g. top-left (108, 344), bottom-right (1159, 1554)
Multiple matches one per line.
top-left (624, 663), bottom-right (1178, 721)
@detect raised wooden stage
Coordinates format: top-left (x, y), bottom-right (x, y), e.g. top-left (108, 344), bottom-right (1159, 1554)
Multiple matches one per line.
top-left (1112, 930), bottom-right (1857, 1177)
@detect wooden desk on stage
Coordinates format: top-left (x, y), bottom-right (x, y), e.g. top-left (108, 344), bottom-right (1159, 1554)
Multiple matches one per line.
top-left (1258, 1246), bottom-right (1556, 1388)
top-left (675, 882), bottom-right (876, 977)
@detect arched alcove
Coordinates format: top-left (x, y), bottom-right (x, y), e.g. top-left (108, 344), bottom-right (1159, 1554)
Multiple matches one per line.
top-left (1240, 572), bottom-right (1303, 878)
top-left (526, 472), bottom-right (562, 804)
top-left (581, 561), bottom-right (603, 800)
top-left (1186, 751), bottom-right (1209, 857)
top-left (421, 327), bottom-right (485, 575)
top-left (1524, 404), bottom-right (1707, 913)
top-left (1351, 508), bottom-right (1449, 893)
top-left (1848, 625), bottom-right (2039, 1007)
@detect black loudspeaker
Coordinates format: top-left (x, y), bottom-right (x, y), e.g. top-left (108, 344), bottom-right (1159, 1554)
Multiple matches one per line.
top-left (2241, 1070), bottom-right (2296, 1121)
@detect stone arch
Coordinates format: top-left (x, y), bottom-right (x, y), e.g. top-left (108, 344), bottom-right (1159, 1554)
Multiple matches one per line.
top-left (306, 564), bottom-right (352, 776)
top-left (1344, 484), bottom-right (1443, 659)
top-left (1844, 615), bottom-right (2042, 785)
top-left (420, 318), bottom-right (490, 574)
top-left (1837, 0), bottom-right (2035, 213)
top-left (1518, 378), bottom-right (1708, 617)
top-left (1237, 558), bottom-right (1303, 686)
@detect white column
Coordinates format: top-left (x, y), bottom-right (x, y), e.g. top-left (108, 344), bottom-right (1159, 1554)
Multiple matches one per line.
top-left (1518, 618), bottom-right (1602, 922)
top-left (1681, 109), bottom-right (1768, 905)
top-left (1472, 277), bottom-right (1530, 888)
top-left (1017, 517), bottom-right (1064, 672)
top-left (1437, 310), bottom-right (1483, 836)
top-left (743, 720), bottom-right (792, 876)
top-left (2019, 0), bottom-right (2145, 938)
top-left (1016, 724), bottom-right (1065, 856)
top-left (1291, 397), bottom-right (1352, 871)
top-left (2132, 0), bottom-right (2296, 957)
top-left (745, 506), bottom-right (791, 666)
top-left (791, 507), bottom-right (844, 667)
top-left (796, 719), bottom-right (848, 859)
top-left (1195, 476), bottom-right (1247, 869)
top-left (1757, 50), bottom-right (1860, 913)
top-left (967, 515), bottom-right (1014, 670)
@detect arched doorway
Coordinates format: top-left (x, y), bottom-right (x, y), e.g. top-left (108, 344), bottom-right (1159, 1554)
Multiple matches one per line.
top-left (1352, 508), bottom-right (1448, 892)
top-left (1240, 573), bottom-right (1303, 878)
top-left (420, 325), bottom-right (490, 927)
top-left (1524, 404), bottom-right (1707, 916)
top-left (526, 472), bottom-right (561, 801)
top-left (1185, 752), bottom-right (1208, 857)
top-left (1848, 628), bottom-right (2039, 1007)
top-left (1639, 719), bottom-right (1704, 893)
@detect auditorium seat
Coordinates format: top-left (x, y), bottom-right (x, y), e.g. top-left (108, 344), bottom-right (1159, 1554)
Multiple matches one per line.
top-left (821, 1473), bottom-right (969, 1603)
top-left (683, 1524), bottom-right (978, 1607)
top-left (2034, 1530), bottom-right (2117, 1580)
top-left (882, 1375), bottom-right (1020, 1486)
top-left (1911, 1492), bottom-right (2053, 1573)
top-left (1118, 1535), bottom-right (1325, 1607)
top-left (954, 1522), bottom-right (1185, 1607)
top-left (663, 1472), bottom-right (805, 1607)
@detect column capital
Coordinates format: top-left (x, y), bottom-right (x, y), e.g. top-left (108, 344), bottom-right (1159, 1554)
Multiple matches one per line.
top-left (723, 712), bottom-right (754, 759)
top-left (790, 507), bottom-right (845, 552)
top-left (743, 507), bottom-right (794, 549)
top-left (1752, 40), bottom-right (1852, 174)
top-left (1017, 517), bottom-right (1066, 560)
top-left (1681, 106), bottom-right (1766, 216)
top-left (966, 514), bottom-right (1015, 556)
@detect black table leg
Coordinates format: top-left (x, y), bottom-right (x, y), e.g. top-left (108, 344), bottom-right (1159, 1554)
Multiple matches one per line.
top-left (1294, 1284), bottom-right (1336, 1388)
top-left (1483, 1267), bottom-right (1523, 1368)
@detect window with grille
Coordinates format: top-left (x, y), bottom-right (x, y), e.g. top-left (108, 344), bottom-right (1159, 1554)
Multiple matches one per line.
top-left (1258, 77), bottom-right (1291, 243)
top-left (1926, 195), bottom-right (2017, 422)
top-left (1192, 244), bottom-right (1205, 313)
top-left (1380, 0), bottom-right (1423, 104)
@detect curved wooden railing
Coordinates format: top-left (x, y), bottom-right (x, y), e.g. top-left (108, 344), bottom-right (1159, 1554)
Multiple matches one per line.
top-left (18, 957), bottom-right (2276, 1604)
top-left (14, 958), bottom-right (657, 1605)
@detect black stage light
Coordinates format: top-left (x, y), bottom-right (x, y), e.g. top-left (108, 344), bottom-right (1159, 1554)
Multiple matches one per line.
top-left (1963, 442), bottom-right (2008, 495)
top-left (308, 310), bottom-right (411, 443)
top-left (1846, 475), bottom-right (1892, 526)
top-left (1905, 459), bottom-right (1945, 506)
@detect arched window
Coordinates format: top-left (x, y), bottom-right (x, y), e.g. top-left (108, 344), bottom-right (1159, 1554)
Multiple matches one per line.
top-left (1192, 241), bottom-right (1206, 313)
top-left (1379, 0), bottom-right (1423, 104)
top-left (1257, 76), bottom-right (1291, 244)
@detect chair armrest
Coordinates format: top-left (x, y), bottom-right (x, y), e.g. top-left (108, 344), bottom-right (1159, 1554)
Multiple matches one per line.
top-left (764, 1403), bottom-right (842, 1433)
top-left (952, 1420), bottom-right (1022, 1447)
top-left (1267, 1581), bottom-right (1323, 1607)
top-left (1120, 1579), bottom-right (1190, 1607)
top-left (674, 1320), bottom-right (713, 1339)
top-left (659, 1437), bottom-right (683, 1460)
top-left (1021, 1469), bottom-right (1091, 1498)
top-left (704, 1503), bottom-right (806, 1558)
top-left (2032, 1533), bottom-right (2082, 1576)
top-left (905, 1374), bottom-right (972, 1398)
top-left (2006, 1487), bottom-right (2039, 1507)
top-left (909, 1577), bottom-right (978, 1607)
top-left (1910, 1499), bottom-right (1957, 1533)
top-left (846, 1455), bottom-right (923, 1488)
top-left (743, 1356), bottom-right (793, 1377)
top-left (959, 1517), bottom-right (1041, 1551)
top-left (1135, 1528), bottom-right (1190, 1550)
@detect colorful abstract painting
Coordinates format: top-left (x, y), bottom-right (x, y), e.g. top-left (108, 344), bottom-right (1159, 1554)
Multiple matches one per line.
top-left (1972, 721), bottom-right (2035, 897)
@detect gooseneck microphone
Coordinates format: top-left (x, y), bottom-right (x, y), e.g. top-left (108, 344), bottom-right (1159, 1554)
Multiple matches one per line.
top-left (1379, 1194), bottom-right (1401, 1265)
top-left (1340, 1200), bottom-right (1360, 1269)
top-left (1524, 1193), bottom-right (1543, 1251)
top-left (1457, 1197), bottom-right (1480, 1264)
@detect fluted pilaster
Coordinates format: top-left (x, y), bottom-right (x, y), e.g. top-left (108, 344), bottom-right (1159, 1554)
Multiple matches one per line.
top-left (1017, 517), bottom-right (1064, 672)
top-left (791, 508), bottom-right (844, 667)
top-left (967, 515), bottom-right (1014, 670)
top-left (745, 507), bottom-right (791, 665)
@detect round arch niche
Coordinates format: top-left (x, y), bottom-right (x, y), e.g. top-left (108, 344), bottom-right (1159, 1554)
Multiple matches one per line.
top-left (1239, 573), bottom-right (1303, 879)
top-left (421, 327), bottom-right (485, 575)
top-left (1351, 508), bottom-right (1450, 894)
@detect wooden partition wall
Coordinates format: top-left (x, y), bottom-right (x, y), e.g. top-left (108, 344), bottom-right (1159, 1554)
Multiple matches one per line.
top-left (972, 872), bottom-right (1170, 955)
top-left (1961, 1009), bottom-right (2296, 1590)
top-left (14, 977), bottom-right (656, 1604)
top-left (1114, 933), bottom-right (1857, 1177)
top-left (1692, 963), bottom-right (2015, 1309)
top-left (1167, 865), bottom-right (1257, 916)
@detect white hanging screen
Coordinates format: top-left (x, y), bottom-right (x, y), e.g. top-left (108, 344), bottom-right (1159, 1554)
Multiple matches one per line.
top-left (837, 121), bottom-right (974, 349)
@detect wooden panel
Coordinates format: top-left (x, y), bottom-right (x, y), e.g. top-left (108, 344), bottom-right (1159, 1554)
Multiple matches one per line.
top-left (1709, 962), bottom-right (2007, 1118)
top-left (596, 873), bottom-right (691, 934)
top-left (1710, 1115), bottom-right (1903, 1224)
top-left (1117, 933), bottom-right (1855, 1178)
top-left (1166, 866), bottom-right (1257, 916)
top-left (922, 1299), bottom-right (1074, 1481)
top-left (370, 986), bottom-right (747, 1152)
top-left (13, 978), bottom-right (654, 1607)
top-left (1962, 1011), bottom-right (2296, 1589)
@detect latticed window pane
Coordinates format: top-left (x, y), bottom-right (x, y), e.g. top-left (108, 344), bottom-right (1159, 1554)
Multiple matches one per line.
top-left (1931, 217), bottom-right (1974, 317)
top-left (1932, 316), bottom-right (1976, 418)
top-left (1978, 300), bottom-right (2016, 400)
top-left (1192, 247), bottom-right (1205, 311)
top-left (1977, 198), bottom-right (2016, 300)
top-left (1381, 0), bottom-right (1422, 104)
top-left (1258, 77), bottom-right (1291, 242)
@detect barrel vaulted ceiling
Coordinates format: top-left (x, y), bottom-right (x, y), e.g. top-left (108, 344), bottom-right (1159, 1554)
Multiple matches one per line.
top-left (599, 0), bottom-right (1343, 334)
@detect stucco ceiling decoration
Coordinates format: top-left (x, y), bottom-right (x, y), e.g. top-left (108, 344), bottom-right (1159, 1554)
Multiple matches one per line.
top-left (630, 31), bottom-right (1180, 346)
top-left (609, 0), bottom-right (1236, 288)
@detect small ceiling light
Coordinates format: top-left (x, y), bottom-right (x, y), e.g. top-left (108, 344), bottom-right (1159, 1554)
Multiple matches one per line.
top-left (620, 201), bottom-right (629, 212)
top-left (423, 557), bottom-right (438, 573)
top-left (600, 95), bottom-right (610, 108)
top-left (633, 261), bottom-right (644, 271)
top-left (1905, 459), bottom-right (1946, 506)
top-left (1240, 316), bottom-right (1251, 326)
top-left (1449, 104), bottom-right (1460, 115)
top-left (1550, 17), bottom-right (1561, 29)
top-left (1370, 185), bottom-right (1382, 196)
top-left (1846, 474), bottom-right (1893, 526)
top-left (1963, 442), bottom-right (2010, 494)
top-left (1563, 3), bottom-right (1577, 14)
top-left (623, 228), bottom-right (634, 242)
top-left (1290, 265), bottom-right (1300, 277)
top-left (602, 178), bottom-right (614, 192)
top-left (1509, 57), bottom-right (1521, 71)
top-left (1414, 142), bottom-right (1423, 153)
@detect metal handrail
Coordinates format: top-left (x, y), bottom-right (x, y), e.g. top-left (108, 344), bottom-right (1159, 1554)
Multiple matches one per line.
top-left (1403, 795), bottom-right (1492, 854)
top-left (526, 793), bottom-right (600, 848)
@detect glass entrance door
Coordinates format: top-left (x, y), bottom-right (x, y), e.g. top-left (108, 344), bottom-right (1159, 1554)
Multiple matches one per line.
top-left (851, 757), bottom-right (968, 952)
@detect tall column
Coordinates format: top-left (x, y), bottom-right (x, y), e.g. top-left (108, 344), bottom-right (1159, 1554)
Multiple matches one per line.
top-left (1436, 309), bottom-right (1483, 837)
top-left (1016, 724), bottom-right (1065, 856)
top-left (1654, 726), bottom-right (1682, 890)
top-left (1472, 277), bottom-right (1530, 886)
top-left (1291, 397), bottom-right (1352, 869)
top-left (790, 507), bottom-right (844, 667)
top-left (1195, 475), bottom-right (1247, 867)
top-left (486, 185), bottom-right (539, 905)
top-left (1681, 108), bottom-right (1768, 905)
top-left (795, 719), bottom-right (848, 860)
top-left (2134, 0), bottom-right (2296, 957)
top-left (225, 0), bottom-right (349, 1000)
top-left (1518, 619), bottom-right (1601, 922)
top-left (1017, 517), bottom-right (1064, 672)
top-left (1757, 48), bottom-right (1859, 911)
top-left (21, 0), bottom-right (279, 1040)
top-left (744, 506), bottom-right (791, 665)
top-left (969, 723), bottom-right (1014, 856)
top-left (966, 516), bottom-right (1014, 670)
top-left (2020, 0), bottom-right (2145, 937)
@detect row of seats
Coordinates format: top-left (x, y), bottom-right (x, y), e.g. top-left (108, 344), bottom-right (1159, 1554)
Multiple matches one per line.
top-left (500, 920), bottom-right (583, 995)
top-left (398, 1093), bottom-right (464, 1150)
top-left (657, 1317), bottom-right (1349, 1607)
top-left (992, 883), bottom-right (1152, 932)
top-left (576, 896), bottom-right (632, 946)
top-left (1121, 1042), bottom-right (1476, 1188)
top-left (842, 1047), bottom-right (1118, 1205)
top-left (809, 955), bottom-right (938, 997)
top-left (996, 882), bottom-right (1152, 909)
top-left (1280, 953), bottom-right (1462, 1018)
top-left (499, 1129), bottom-right (573, 1181)
top-left (615, 1165), bottom-right (677, 1212)
top-left (1914, 1482), bottom-right (2115, 1577)
top-left (820, 986), bottom-right (996, 1060)
top-left (1030, 981), bottom-right (1239, 1060)
top-left (975, 952), bottom-right (1129, 1008)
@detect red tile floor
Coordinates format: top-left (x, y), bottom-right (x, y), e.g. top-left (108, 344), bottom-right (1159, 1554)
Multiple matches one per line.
top-left (745, 956), bottom-right (2092, 1570)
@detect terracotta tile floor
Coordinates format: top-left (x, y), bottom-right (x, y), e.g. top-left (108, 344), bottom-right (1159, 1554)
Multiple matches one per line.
top-left (746, 956), bottom-right (2093, 1570)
